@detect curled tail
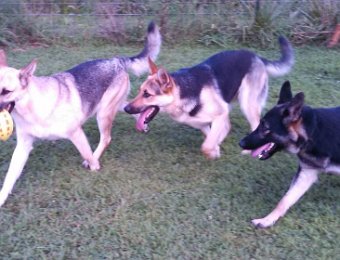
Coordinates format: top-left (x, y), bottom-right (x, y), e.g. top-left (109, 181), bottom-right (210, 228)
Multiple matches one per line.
top-left (125, 21), bottom-right (162, 76)
top-left (261, 36), bottom-right (294, 77)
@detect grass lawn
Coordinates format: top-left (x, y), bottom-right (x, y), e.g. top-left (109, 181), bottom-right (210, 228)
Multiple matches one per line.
top-left (0, 41), bottom-right (339, 259)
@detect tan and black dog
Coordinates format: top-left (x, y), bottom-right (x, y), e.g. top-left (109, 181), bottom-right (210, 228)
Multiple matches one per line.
top-left (240, 81), bottom-right (340, 228)
top-left (125, 37), bottom-right (294, 159)
top-left (0, 21), bottom-right (161, 207)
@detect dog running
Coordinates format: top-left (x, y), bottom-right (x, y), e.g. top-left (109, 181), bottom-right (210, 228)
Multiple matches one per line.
top-left (124, 37), bottom-right (294, 159)
top-left (239, 81), bottom-right (340, 228)
top-left (0, 21), bottom-right (161, 207)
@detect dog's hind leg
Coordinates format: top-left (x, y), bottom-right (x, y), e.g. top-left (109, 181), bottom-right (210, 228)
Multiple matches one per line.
top-left (252, 167), bottom-right (319, 228)
top-left (239, 72), bottom-right (268, 131)
top-left (93, 110), bottom-right (116, 162)
top-left (93, 75), bottom-right (130, 163)
top-left (69, 127), bottom-right (100, 171)
top-left (0, 134), bottom-right (34, 207)
top-left (238, 73), bottom-right (268, 155)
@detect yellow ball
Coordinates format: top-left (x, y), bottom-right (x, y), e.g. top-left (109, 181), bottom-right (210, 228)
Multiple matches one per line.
top-left (0, 110), bottom-right (13, 141)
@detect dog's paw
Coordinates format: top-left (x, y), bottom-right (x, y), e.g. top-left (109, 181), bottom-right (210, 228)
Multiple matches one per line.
top-left (202, 146), bottom-right (221, 160)
top-left (241, 149), bottom-right (251, 155)
top-left (0, 195), bottom-right (7, 208)
top-left (82, 160), bottom-right (101, 171)
top-left (251, 217), bottom-right (277, 228)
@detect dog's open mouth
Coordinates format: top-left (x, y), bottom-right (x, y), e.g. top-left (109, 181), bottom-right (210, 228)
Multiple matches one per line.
top-left (0, 102), bottom-right (15, 113)
top-left (251, 142), bottom-right (277, 160)
top-left (136, 106), bottom-right (160, 132)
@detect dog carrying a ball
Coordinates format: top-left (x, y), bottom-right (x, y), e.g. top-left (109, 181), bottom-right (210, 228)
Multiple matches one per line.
top-left (0, 109), bottom-right (13, 141)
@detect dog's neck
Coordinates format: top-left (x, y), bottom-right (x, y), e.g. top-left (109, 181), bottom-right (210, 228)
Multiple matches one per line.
top-left (296, 107), bottom-right (333, 169)
top-left (162, 86), bottom-right (201, 119)
top-left (163, 74), bottom-right (203, 117)
top-left (13, 75), bottom-right (59, 121)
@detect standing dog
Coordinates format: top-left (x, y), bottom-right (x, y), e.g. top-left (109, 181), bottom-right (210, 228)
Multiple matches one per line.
top-left (239, 81), bottom-right (340, 228)
top-left (124, 37), bottom-right (294, 159)
top-left (0, 21), bottom-right (161, 207)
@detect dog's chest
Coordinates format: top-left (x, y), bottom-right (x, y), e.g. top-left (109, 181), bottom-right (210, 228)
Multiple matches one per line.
top-left (299, 152), bottom-right (340, 175)
top-left (13, 108), bottom-right (85, 140)
top-left (167, 88), bottom-right (229, 129)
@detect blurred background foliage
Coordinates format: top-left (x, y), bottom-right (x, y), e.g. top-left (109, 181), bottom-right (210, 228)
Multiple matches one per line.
top-left (0, 0), bottom-right (339, 48)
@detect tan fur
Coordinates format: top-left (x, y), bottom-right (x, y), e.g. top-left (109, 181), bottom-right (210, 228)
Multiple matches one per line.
top-left (0, 52), bottom-right (129, 207)
top-left (288, 118), bottom-right (308, 142)
top-left (252, 168), bottom-right (319, 227)
top-left (0, 21), bottom-right (161, 207)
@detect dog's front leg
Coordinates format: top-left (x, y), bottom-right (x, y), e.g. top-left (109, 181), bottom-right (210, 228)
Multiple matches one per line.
top-left (69, 127), bottom-right (100, 171)
top-left (201, 113), bottom-right (230, 159)
top-left (252, 167), bottom-right (319, 228)
top-left (0, 135), bottom-right (34, 207)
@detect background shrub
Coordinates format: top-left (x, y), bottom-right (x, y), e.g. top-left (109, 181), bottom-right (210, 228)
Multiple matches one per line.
top-left (0, 0), bottom-right (339, 48)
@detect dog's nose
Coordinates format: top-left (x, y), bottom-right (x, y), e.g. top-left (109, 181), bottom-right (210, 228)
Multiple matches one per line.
top-left (124, 104), bottom-right (132, 114)
top-left (124, 104), bottom-right (140, 114)
top-left (239, 139), bottom-right (246, 148)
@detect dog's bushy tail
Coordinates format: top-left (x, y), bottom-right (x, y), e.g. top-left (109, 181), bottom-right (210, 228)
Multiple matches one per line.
top-left (124, 21), bottom-right (161, 76)
top-left (261, 36), bottom-right (294, 77)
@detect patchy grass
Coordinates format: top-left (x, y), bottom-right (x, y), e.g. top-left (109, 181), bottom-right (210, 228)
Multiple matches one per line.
top-left (0, 41), bottom-right (340, 259)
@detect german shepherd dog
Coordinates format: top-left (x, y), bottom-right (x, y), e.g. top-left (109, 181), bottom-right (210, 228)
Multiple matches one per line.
top-left (239, 81), bottom-right (340, 228)
top-left (124, 37), bottom-right (294, 159)
top-left (0, 21), bottom-right (161, 207)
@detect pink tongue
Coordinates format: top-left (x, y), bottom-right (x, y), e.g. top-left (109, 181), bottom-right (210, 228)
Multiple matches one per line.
top-left (136, 108), bottom-right (154, 132)
top-left (251, 143), bottom-right (272, 158)
top-left (136, 111), bottom-right (148, 132)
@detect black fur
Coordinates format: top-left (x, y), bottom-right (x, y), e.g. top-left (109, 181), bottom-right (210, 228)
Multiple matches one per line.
top-left (260, 36), bottom-right (293, 68)
top-left (239, 81), bottom-right (340, 227)
top-left (300, 107), bottom-right (340, 165)
top-left (171, 50), bottom-right (255, 103)
top-left (240, 81), bottom-right (340, 169)
top-left (67, 59), bottom-right (119, 113)
top-left (189, 103), bottom-right (202, 117)
top-left (130, 21), bottom-right (156, 61)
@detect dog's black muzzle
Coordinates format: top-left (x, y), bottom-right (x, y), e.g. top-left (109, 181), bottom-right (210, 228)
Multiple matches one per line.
top-left (124, 104), bottom-right (140, 114)
top-left (239, 133), bottom-right (262, 150)
top-left (239, 138), bottom-right (247, 149)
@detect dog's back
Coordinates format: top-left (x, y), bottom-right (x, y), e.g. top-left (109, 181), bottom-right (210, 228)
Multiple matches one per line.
top-left (300, 106), bottom-right (340, 166)
top-left (66, 21), bottom-right (161, 115)
top-left (171, 36), bottom-right (293, 104)
top-left (172, 50), bottom-right (256, 102)
top-left (66, 58), bottom-right (126, 114)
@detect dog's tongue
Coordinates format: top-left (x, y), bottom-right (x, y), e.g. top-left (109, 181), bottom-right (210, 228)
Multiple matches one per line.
top-left (136, 107), bottom-right (158, 132)
top-left (136, 109), bottom-right (151, 132)
top-left (135, 106), bottom-right (159, 133)
top-left (251, 143), bottom-right (272, 158)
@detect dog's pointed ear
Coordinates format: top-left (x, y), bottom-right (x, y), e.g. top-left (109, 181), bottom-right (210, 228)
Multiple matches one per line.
top-left (148, 57), bottom-right (158, 74)
top-left (19, 59), bottom-right (37, 88)
top-left (157, 68), bottom-right (172, 92)
top-left (0, 50), bottom-right (7, 67)
top-left (278, 81), bottom-right (293, 104)
top-left (282, 92), bottom-right (304, 124)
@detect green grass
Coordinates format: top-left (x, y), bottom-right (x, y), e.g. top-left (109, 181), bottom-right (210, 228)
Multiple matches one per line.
top-left (0, 41), bottom-right (340, 259)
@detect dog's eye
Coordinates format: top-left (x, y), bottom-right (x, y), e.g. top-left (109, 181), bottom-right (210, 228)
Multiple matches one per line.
top-left (263, 124), bottom-right (271, 135)
top-left (143, 90), bottom-right (151, 98)
top-left (0, 89), bottom-right (11, 96)
top-left (264, 129), bottom-right (271, 135)
top-left (260, 121), bottom-right (271, 135)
